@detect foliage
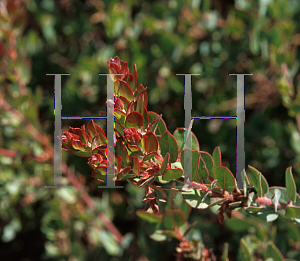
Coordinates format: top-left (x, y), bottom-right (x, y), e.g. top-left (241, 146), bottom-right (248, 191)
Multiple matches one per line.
top-left (1, 0), bottom-right (300, 260)
top-left (61, 56), bottom-right (300, 260)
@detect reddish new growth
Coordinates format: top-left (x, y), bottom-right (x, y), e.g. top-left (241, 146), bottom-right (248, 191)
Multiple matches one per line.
top-left (61, 56), bottom-right (169, 212)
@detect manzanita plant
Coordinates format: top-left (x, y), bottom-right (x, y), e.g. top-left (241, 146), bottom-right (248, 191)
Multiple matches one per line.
top-left (62, 57), bottom-right (300, 261)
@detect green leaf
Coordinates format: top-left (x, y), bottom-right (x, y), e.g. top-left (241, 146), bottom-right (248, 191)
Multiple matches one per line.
top-left (215, 167), bottom-right (235, 192)
top-left (226, 218), bottom-right (254, 232)
top-left (180, 149), bottom-right (200, 182)
top-left (160, 131), bottom-right (178, 163)
top-left (87, 120), bottom-right (106, 141)
top-left (149, 230), bottom-right (167, 242)
top-left (266, 187), bottom-right (298, 205)
top-left (221, 243), bottom-right (229, 261)
top-left (125, 111), bottom-right (144, 128)
top-left (136, 95), bottom-right (144, 115)
top-left (162, 210), bottom-right (185, 229)
top-left (200, 152), bottom-right (214, 170)
top-left (92, 168), bottom-right (107, 183)
top-left (197, 157), bottom-right (209, 180)
top-left (143, 152), bottom-right (157, 161)
top-left (264, 242), bottom-right (285, 261)
top-left (160, 153), bottom-right (169, 175)
top-left (209, 198), bottom-right (227, 208)
top-left (163, 168), bottom-right (183, 181)
top-left (115, 80), bottom-right (134, 101)
top-left (173, 128), bottom-right (200, 152)
top-left (148, 112), bottom-right (167, 135)
top-left (117, 166), bottom-right (135, 180)
top-left (144, 132), bottom-right (158, 153)
top-left (182, 188), bottom-right (210, 209)
top-left (136, 210), bottom-right (162, 223)
top-left (131, 156), bottom-right (140, 175)
top-left (239, 238), bottom-right (253, 261)
top-left (142, 106), bottom-right (149, 129)
top-left (247, 166), bottom-right (269, 197)
top-left (159, 230), bottom-right (181, 239)
top-left (285, 206), bottom-right (300, 219)
top-left (115, 140), bottom-right (130, 167)
top-left (286, 167), bottom-right (296, 202)
top-left (115, 109), bottom-right (126, 127)
top-left (212, 147), bottom-right (221, 170)
top-left (246, 207), bottom-right (279, 222)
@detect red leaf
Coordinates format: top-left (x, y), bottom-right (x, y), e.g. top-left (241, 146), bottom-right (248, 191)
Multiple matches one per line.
top-left (87, 120), bottom-right (106, 142)
top-left (133, 64), bottom-right (137, 92)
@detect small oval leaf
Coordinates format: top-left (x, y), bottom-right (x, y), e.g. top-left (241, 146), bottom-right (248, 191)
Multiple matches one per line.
top-left (125, 111), bottom-right (144, 128)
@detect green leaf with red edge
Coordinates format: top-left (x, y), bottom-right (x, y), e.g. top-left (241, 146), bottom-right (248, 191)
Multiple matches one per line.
top-left (120, 61), bottom-right (129, 78)
top-left (127, 144), bottom-right (143, 157)
top-left (142, 106), bottom-right (149, 129)
top-left (92, 167), bottom-right (107, 180)
top-left (71, 139), bottom-right (86, 151)
top-left (160, 131), bottom-right (178, 163)
top-left (92, 146), bottom-right (106, 157)
top-left (87, 120), bottom-right (106, 141)
top-left (162, 210), bottom-right (185, 230)
top-left (62, 143), bottom-right (91, 157)
top-left (136, 84), bottom-right (146, 97)
top-left (200, 152), bottom-right (214, 170)
top-left (197, 156), bottom-right (209, 180)
top-left (215, 166), bottom-right (235, 192)
top-left (247, 165), bottom-right (269, 197)
top-left (91, 133), bottom-right (103, 151)
top-left (115, 139), bottom-right (130, 168)
top-left (133, 64), bottom-right (137, 92)
top-left (141, 135), bottom-right (147, 153)
top-left (136, 95), bottom-right (144, 115)
top-left (143, 91), bottom-right (148, 108)
top-left (115, 80), bottom-right (134, 101)
top-left (119, 96), bottom-right (129, 111)
top-left (115, 120), bottom-right (125, 135)
top-left (286, 167), bottom-right (296, 202)
top-left (117, 155), bottom-right (122, 173)
top-left (163, 168), bottom-right (183, 181)
top-left (126, 101), bottom-right (135, 114)
top-left (69, 126), bottom-right (91, 144)
top-left (131, 156), bottom-right (140, 175)
top-left (180, 149), bottom-right (200, 182)
top-left (117, 166), bottom-right (135, 180)
top-left (143, 152), bottom-right (157, 161)
top-left (115, 109), bottom-right (126, 127)
top-left (160, 153), bottom-right (170, 174)
top-left (136, 210), bottom-right (162, 223)
top-left (144, 132), bottom-right (158, 153)
top-left (148, 112), bottom-right (167, 135)
top-left (124, 73), bottom-right (135, 92)
top-left (139, 176), bottom-right (155, 187)
top-left (125, 111), bottom-right (144, 128)
top-left (173, 128), bottom-right (200, 152)
top-left (115, 98), bottom-right (124, 110)
top-left (212, 147), bottom-right (221, 172)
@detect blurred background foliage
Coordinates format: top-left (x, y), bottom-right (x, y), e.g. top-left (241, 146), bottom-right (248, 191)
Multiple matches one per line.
top-left (1, 0), bottom-right (300, 260)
